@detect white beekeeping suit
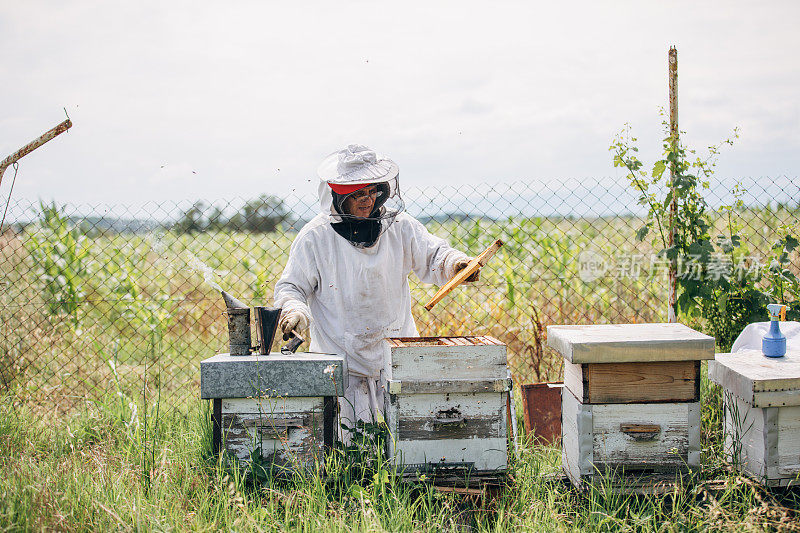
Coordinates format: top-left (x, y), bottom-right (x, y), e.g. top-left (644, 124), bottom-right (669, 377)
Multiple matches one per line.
top-left (274, 145), bottom-right (472, 435)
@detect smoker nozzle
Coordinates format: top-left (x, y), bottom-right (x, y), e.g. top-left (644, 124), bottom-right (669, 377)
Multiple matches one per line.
top-left (221, 290), bottom-right (248, 309)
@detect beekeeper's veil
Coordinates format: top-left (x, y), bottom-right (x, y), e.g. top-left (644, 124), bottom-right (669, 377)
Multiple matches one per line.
top-left (317, 144), bottom-right (405, 248)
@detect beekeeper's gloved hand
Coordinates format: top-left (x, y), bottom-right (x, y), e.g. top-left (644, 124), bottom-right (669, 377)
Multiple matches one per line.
top-left (454, 258), bottom-right (480, 282)
top-left (279, 310), bottom-right (309, 341)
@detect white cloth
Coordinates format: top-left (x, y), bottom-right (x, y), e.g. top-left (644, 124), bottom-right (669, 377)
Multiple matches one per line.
top-left (274, 181), bottom-right (467, 422)
top-left (731, 321), bottom-right (800, 352)
top-left (338, 375), bottom-right (385, 442)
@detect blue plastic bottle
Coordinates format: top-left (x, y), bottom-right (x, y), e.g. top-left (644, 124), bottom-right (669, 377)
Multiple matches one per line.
top-left (762, 303), bottom-right (788, 358)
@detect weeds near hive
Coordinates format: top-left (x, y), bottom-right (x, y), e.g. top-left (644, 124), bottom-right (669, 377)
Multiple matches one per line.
top-left (523, 301), bottom-right (550, 382)
top-left (612, 119), bottom-right (800, 349)
top-left (5, 389), bottom-right (800, 530)
top-left (16, 202), bottom-right (172, 493)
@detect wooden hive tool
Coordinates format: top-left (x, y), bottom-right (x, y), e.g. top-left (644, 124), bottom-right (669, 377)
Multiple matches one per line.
top-left (424, 239), bottom-right (503, 311)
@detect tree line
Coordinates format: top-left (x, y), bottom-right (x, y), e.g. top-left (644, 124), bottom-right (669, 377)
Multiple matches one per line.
top-left (174, 195), bottom-right (295, 234)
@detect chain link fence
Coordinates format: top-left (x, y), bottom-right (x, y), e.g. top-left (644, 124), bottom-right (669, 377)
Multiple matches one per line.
top-left (1, 176), bottom-right (797, 416)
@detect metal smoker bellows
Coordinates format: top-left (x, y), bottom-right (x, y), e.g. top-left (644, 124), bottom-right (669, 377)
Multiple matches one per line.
top-left (221, 290), bottom-right (297, 355)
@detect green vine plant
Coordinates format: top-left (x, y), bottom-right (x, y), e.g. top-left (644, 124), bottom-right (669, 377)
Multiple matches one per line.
top-left (767, 226), bottom-right (800, 306)
top-left (610, 115), bottom-right (798, 350)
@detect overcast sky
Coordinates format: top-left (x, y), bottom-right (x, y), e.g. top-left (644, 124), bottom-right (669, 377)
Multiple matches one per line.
top-left (1, 1), bottom-right (798, 207)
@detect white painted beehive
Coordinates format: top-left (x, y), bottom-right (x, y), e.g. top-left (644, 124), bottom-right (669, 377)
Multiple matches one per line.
top-left (383, 336), bottom-right (510, 480)
top-left (561, 392), bottom-right (701, 487)
top-left (710, 348), bottom-right (800, 487)
top-left (200, 353), bottom-right (347, 473)
top-left (548, 323), bottom-right (714, 491)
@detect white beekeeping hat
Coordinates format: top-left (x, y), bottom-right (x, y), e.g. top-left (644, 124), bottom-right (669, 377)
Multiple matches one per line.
top-left (317, 144), bottom-right (399, 187)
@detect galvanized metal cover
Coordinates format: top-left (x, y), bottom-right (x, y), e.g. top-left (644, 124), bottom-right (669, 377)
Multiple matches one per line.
top-left (200, 353), bottom-right (347, 399)
top-left (547, 323), bottom-right (714, 364)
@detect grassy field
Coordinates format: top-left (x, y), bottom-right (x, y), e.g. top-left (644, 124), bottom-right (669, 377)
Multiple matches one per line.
top-left (3, 376), bottom-right (800, 531)
top-left (1, 203), bottom-right (799, 530)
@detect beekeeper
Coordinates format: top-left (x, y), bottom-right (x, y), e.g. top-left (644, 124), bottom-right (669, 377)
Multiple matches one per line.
top-left (274, 144), bottom-right (478, 433)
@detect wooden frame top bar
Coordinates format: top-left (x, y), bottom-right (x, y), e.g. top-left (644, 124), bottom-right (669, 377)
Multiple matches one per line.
top-left (386, 336), bottom-right (504, 348)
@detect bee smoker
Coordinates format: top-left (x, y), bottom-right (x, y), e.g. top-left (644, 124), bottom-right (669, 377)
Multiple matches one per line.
top-left (221, 290), bottom-right (303, 355)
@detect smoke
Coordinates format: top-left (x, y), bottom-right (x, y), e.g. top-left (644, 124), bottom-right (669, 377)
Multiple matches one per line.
top-left (185, 251), bottom-right (223, 293)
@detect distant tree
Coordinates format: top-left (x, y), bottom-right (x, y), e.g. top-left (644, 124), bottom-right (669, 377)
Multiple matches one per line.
top-left (206, 205), bottom-right (228, 232)
top-left (230, 195), bottom-right (293, 233)
top-left (174, 196), bottom-right (293, 234)
top-left (174, 201), bottom-right (207, 234)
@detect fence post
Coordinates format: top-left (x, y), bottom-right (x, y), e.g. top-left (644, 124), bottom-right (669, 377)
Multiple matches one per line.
top-left (0, 118), bottom-right (72, 234)
top-left (0, 118), bottom-right (73, 187)
top-left (667, 46), bottom-right (678, 323)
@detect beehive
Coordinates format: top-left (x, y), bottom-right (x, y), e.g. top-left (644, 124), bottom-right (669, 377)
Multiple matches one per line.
top-left (709, 348), bottom-right (800, 487)
top-left (383, 336), bottom-right (510, 482)
top-left (548, 323), bottom-right (714, 491)
top-left (200, 352), bottom-right (347, 473)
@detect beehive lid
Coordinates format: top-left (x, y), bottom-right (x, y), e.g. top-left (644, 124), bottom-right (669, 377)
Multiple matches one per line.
top-left (200, 353), bottom-right (347, 399)
top-left (547, 323), bottom-right (715, 364)
top-left (709, 349), bottom-right (800, 407)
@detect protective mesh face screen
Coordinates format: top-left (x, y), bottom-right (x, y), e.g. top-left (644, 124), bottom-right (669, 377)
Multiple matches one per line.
top-left (330, 178), bottom-right (404, 248)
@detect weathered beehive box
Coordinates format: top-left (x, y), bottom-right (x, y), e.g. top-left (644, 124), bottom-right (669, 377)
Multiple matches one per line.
top-left (548, 323), bottom-right (714, 491)
top-left (383, 336), bottom-right (510, 481)
top-left (710, 348), bottom-right (800, 487)
top-left (200, 353), bottom-right (346, 473)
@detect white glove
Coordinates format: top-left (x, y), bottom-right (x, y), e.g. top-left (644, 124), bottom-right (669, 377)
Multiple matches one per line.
top-left (279, 310), bottom-right (309, 340)
top-left (454, 257), bottom-right (480, 282)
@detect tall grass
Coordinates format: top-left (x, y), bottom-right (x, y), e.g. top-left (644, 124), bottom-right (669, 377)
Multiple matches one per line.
top-left (3, 388), bottom-right (800, 531)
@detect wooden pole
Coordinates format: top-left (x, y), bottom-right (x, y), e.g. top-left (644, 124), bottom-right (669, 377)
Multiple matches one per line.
top-left (0, 117), bottom-right (72, 234)
top-left (667, 46), bottom-right (678, 323)
top-left (0, 118), bottom-right (73, 188)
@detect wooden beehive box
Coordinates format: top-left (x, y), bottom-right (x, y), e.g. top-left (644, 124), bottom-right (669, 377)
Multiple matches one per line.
top-left (709, 348), bottom-right (800, 487)
top-left (548, 323), bottom-right (714, 491)
top-left (383, 336), bottom-right (510, 482)
top-left (200, 353), bottom-right (347, 474)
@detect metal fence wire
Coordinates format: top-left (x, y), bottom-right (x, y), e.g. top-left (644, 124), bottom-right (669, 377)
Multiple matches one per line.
top-left (0, 176), bottom-right (797, 415)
